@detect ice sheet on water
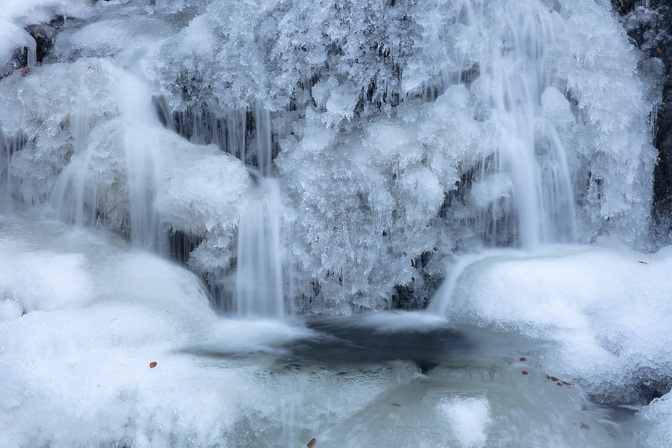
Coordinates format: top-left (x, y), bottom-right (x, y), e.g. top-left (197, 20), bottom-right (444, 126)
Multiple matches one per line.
top-left (0, 219), bottom-right (242, 447)
top-left (195, 318), bottom-right (318, 355)
top-left (0, 219), bottom-right (645, 447)
top-left (355, 310), bottom-right (449, 333)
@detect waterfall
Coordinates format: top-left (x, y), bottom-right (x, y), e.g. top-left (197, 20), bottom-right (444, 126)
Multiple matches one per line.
top-left (49, 94), bottom-right (96, 227)
top-left (428, 1), bottom-right (578, 315)
top-left (0, 132), bottom-right (26, 213)
top-left (116, 67), bottom-right (166, 254)
top-left (235, 100), bottom-right (286, 318)
top-left (236, 177), bottom-right (285, 318)
top-left (49, 63), bottom-right (166, 254)
top-left (464, 0), bottom-right (576, 249)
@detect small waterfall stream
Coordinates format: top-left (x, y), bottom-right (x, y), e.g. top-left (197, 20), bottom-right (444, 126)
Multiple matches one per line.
top-left (236, 176), bottom-right (285, 318)
top-left (429, 1), bottom-right (578, 316)
top-left (235, 100), bottom-right (286, 318)
top-left (116, 67), bottom-right (166, 254)
top-left (49, 63), bottom-right (166, 254)
top-left (468, 1), bottom-right (576, 249)
top-left (49, 93), bottom-right (95, 227)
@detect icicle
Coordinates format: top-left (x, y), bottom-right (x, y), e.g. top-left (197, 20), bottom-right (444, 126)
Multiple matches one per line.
top-left (226, 107), bottom-right (247, 162)
top-left (24, 32), bottom-right (36, 68)
top-left (254, 99), bottom-right (272, 176)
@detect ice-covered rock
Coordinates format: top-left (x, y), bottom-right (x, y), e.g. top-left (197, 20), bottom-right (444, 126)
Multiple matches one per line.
top-left (52, 116), bottom-right (250, 281)
top-left (277, 85), bottom-right (493, 311)
top-left (432, 243), bottom-right (672, 405)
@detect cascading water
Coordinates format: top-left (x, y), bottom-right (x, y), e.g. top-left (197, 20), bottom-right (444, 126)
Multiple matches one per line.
top-left (235, 100), bottom-right (286, 318)
top-left (428, 1), bottom-right (578, 315)
top-left (236, 177), bottom-right (285, 318)
top-left (116, 66), bottom-right (166, 253)
top-left (49, 93), bottom-right (95, 227)
top-left (2, 0), bottom-right (671, 446)
top-left (466, 0), bottom-right (576, 248)
top-left (48, 61), bottom-right (166, 253)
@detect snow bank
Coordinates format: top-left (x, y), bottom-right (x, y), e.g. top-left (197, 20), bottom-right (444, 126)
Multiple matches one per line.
top-left (434, 243), bottom-right (672, 405)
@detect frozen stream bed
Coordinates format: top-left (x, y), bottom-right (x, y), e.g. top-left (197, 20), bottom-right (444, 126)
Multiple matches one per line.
top-left (1, 216), bottom-right (669, 447)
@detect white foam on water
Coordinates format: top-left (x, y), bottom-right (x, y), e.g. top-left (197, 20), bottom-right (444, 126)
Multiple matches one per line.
top-left (199, 318), bottom-right (318, 354)
top-left (345, 310), bottom-right (449, 333)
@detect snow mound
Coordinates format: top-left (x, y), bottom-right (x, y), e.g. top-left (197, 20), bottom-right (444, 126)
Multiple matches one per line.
top-left (434, 243), bottom-right (672, 405)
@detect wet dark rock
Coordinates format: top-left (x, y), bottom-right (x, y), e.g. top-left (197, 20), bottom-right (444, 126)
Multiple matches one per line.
top-left (25, 16), bottom-right (68, 64)
top-left (612, 0), bottom-right (672, 242)
top-left (589, 368), bottom-right (672, 406)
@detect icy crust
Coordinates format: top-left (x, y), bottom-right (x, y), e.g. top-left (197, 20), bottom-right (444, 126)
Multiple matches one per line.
top-left (53, 17), bottom-right (176, 61)
top-left (145, 0), bottom-right (417, 112)
top-left (0, 58), bottom-right (250, 282)
top-left (0, 59), bottom-right (118, 207)
top-left (0, 0), bottom-right (92, 75)
top-left (637, 392), bottom-right (672, 447)
top-left (277, 85), bottom-right (494, 312)
top-left (59, 118), bottom-right (250, 259)
top-left (435, 244), bottom-right (672, 406)
top-left (556, 0), bottom-right (656, 246)
top-left (158, 135), bottom-right (251, 282)
top-left (0, 220), bottom-right (221, 447)
top-left (56, 117), bottom-right (250, 281)
top-left (0, 0), bottom-right (91, 25)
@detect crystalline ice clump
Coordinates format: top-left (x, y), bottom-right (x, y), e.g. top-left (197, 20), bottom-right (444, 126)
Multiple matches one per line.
top-left (0, 0), bottom-right (658, 312)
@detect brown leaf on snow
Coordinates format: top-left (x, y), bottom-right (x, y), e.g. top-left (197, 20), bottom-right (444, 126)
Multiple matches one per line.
top-left (149, 362), bottom-right (157, 368)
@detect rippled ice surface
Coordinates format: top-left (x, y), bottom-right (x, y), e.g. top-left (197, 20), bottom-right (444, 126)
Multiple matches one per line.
top-left (0, 216), bottom-right (659, 447)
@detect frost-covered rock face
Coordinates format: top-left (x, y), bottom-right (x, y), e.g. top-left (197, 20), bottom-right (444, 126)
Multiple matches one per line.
top-left (0, 58), bottom-right (118, 208)
top-left (612, 0), bottom-right (672, 246)
top-left (0, 56), bottom-right (250, 286)
top-left (273, 0), bottom-right (655, 310)
top-left (277, 86), bottom-right (494, 312)
top-left (0, 0), bottom-right (660, 312)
